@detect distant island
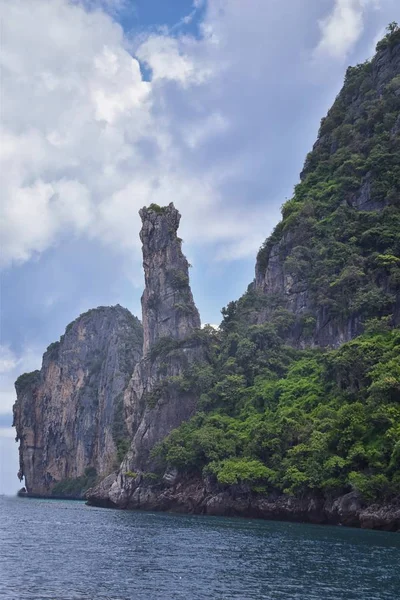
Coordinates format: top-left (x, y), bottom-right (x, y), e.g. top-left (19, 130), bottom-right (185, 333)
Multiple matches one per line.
top-left (14, 25), bottom-right (400, 531)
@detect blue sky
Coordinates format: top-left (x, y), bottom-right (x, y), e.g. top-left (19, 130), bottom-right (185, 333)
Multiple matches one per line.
top-left (1, 0), bottom-right (399, 493)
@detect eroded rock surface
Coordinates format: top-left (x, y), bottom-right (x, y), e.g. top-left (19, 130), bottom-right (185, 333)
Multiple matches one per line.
top-left (254, 39), bottom-right (400, 348)
top-left (13, 306), bottom-right (143, 496)
top-left (88, 204), bottom-right (204, 507)
top-left (88, 476), bottom-right (400, 531)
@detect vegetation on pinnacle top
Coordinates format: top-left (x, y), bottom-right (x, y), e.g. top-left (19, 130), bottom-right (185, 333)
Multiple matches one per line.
top-left (148, 203), bottom-right (168, 214)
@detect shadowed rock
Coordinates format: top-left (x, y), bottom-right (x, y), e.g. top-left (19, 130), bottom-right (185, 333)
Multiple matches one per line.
top-left (13, 306), bottom-right (143, 497)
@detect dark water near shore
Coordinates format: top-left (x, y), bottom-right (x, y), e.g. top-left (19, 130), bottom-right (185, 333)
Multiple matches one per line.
top-left (1, 497), bottom-right (399, 600)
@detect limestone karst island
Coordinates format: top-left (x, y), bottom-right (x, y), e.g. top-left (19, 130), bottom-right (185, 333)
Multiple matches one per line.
top-left (12, 27), bottom-right (400, 534)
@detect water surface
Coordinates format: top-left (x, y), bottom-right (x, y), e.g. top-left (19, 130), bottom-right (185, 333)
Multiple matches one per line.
top-left (0, 496), bottom-right (399, 599)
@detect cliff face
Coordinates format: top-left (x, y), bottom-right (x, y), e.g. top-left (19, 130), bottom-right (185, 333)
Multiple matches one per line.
top-left (88, 32), bottom-right (400, 530)
top-left (14, 32), bottom-right (400, 532)
top-left (13, 306), bottom-right (143, 496)
top-left (89, 475), bottom-right (400, 532)
top-left (254, 34), bottom-right (400, 347)
top-left (139, 204), bottom-right (201, 353)
top-left (88, 203), bottom-right (204, 507)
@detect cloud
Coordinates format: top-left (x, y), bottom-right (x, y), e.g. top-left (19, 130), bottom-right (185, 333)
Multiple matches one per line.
top-left (315, 0), bottom-right (380, 59)
top-left (0, 428), bottom-right (16, 439)
top-left (0, 0), bottom-right (237, 268)
top-left (0, 0), bottom-right (320, 272)
top-left (0, 0), bottom-right (153, 266)
top-left (0, 347), bottom-right (18, 374)
top-left (0, 345), bottom-right (42, 414)
top-left (136, 35), bottom-right (211, 85)
top-left (0, 0), bottom-right (395, 275)
top-left (0, 435), bottom-right (21, 495)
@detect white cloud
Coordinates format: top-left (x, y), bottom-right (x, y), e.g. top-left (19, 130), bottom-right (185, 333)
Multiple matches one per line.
top-left (0, 347), bottom-right (18, 374)
top-left (0, 0), bottom-right (237, 268)
top-left (0, 0), bottom-right (153, 266)
top-left (0, 0), bottom-right (393, 273)
top-left (0, 428), bottom-right (16, 439)
top-left (0, 435), bottom-right (21, 495)
top-left (0, 346), bottom-right (42, 414)
top-left (315, 0), bottom-right (380, 59)
top-left (136, 35), bottom-right (212, 85)
top-left (1, 0), bottom-right (293, 271)
top-left (184, 112), bottom-right (229, 149)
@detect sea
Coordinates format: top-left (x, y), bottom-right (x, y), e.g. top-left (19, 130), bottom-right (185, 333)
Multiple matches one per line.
top-left (0, 496), bottom-right (399, 599)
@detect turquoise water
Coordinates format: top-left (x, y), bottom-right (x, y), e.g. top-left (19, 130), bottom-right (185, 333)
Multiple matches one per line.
top-left (0, 496), bottom-right (399, 599)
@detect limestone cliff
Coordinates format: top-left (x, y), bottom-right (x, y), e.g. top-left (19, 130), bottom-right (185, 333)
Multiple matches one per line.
top-left (254, 33), bottom-right (400, 347)
top-left (13, 306), bottom-right (143, 497)
top-left (14, 31), bottom-right (400, 532)
top-left (139, 204), bottom-right (201, 354)
top-left (88, 203), bottom-right (204, 507)
top-left (87, 34), bottom-right (400, 531)
top-left (87, 475), bottom-right (400, 531)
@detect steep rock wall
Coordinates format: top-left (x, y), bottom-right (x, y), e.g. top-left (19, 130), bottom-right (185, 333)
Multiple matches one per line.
top-left (254, 35), bottom-right (400, 347)
top-left (13, 305), bottom-right (143, 496)
top-left (88, 204), bottom-right (204, 507)
top-left (87, 474), bottom-right (400, 532)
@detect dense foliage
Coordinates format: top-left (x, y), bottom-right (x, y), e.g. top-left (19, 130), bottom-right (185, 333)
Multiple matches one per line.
top-left (154, 321), bottom-right (399, 501)
top-left (14, 371), bottom-right (40, 395)
top-left (51, 467), bottom-right (98, 498)
top-left (152, 29), bottom-right (400, 504)
top-left (257, 24), bottom-right (400, 327)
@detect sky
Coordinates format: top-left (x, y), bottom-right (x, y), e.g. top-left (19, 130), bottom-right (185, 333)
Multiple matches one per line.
top-left (1, 0), bottom-right (399, 494)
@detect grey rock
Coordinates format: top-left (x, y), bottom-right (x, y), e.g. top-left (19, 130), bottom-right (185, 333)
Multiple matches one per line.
top-left (89, 474), bottom-right (400, 531)
top-left (89, 204), bottom-right (204, 507)
top-left (254, 40), bottom-right (400, 348)
top-left (348, 172), bottom-right (388, 211)
top-left (139, 203), bottom-right (200, 353)
top-left (13, 305), bottom-right (143, 496)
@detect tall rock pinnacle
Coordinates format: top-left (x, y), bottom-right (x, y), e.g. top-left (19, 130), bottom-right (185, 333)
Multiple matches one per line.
top-left (139, 203), bottom-right (201, 353)
top-left (87, 204), bottom-right (205, 508)
top-left (122, 203), bottom-right (203, 463)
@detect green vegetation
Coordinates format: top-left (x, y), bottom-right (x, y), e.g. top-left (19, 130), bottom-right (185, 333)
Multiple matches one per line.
top-left (112, 393), bottom-right (130, 465)
top-left (168, 268), bottom-right (189, 290)
top-left (15, 371), bottom-right (40, 393)
top-left (152, 32), bottom-right (400, 505)
top-left (124, 471), bottom-right (137, 478)
top-left (148, 203), bottom-right (167, 214)
top-left (51, 467), bottom-right (98, 498)
top-left (148, 336), bottom-right (183, 361)
top-left (144, 382), bottom-right (167, 409)
top-left (256, 24), bottom-right (400, 329)
top-left (45, 341), bottom-right (60, 360)
top-left (376, 22), bottom-right (400, 51)
top-left (173, 302), bottom-right (197, 315)
top-left (155, 327), bottom-right (400, 501)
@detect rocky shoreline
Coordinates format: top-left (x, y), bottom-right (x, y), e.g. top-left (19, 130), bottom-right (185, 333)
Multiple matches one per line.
top-left (86, 474), bottom-right (400, 532)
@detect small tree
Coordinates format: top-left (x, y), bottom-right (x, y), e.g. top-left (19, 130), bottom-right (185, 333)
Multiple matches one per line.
top-left (376, 22), bottom-right (399, 51)
top-left (387, 22), bottom-right (398, 35)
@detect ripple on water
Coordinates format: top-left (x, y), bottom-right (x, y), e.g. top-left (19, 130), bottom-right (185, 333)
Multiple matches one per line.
top-left (0, 497), bottom-right (399, 600)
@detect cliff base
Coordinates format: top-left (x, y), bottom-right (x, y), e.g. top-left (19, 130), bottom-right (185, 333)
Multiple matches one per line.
top-left (86, 477), bottom-right (400, 532)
